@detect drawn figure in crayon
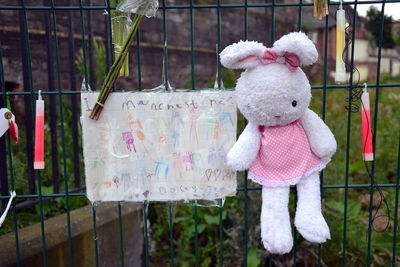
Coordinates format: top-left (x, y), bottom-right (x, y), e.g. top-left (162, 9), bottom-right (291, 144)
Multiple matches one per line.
top-left (93, 151), bottom-right (106, 168)
top-left (128, 114), bottom-right (149, 152)
top-left (158, 135), bottom-right (167, 151)
top-left (208, 147), bottom-right (226, 165)
top-left (171, 130), bottom-right (180, 148)
top-left (172, 152), bottom-right (183, 179)
top-left (138, 167), bottom-right (149, 189)
top-left (219, 111), bottom-right (234, 130)
top-left (154, 161), bottom-right (169, 180)
top-left (122, 131), bottom-right (136, 152)
top-left (217, 147), bottom-right (227, 163)
top-left (182, 152), bottom-right (194, 171)
top-left (113, 176), bottom-right (120, 188)
top-left (171, 111), bottom-right (184, 127)
top-left (121, 173), bottom-right (133, 194)
top-left (189, 108), bottom-right (200, 146)
top-left (192, 153), bottom-right (203, 169)
top-left (213, 120), bottom-right (221, 140)
top-left (208, 148), bottom-right (217, 165)
top-left (204, 110), bottom-right (218, 141)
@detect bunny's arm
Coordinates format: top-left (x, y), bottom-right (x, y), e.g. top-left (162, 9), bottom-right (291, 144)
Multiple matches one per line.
top-left (226, 122), bottom-right (261, 171)
top-left (300, 109), bottom-right (337, 159)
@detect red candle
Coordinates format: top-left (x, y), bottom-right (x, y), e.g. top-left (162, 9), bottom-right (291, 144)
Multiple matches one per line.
top-left (361, 85), bottom-right (373, 161)
top-left (34, 91), bottom-right (45, 169)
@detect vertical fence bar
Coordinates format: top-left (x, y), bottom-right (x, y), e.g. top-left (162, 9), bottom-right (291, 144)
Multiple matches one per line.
top-left (18, 0), bottom-right (36, 198)
top-left (342, 1), bottom-right (358, 265)
top-left (161, 3), bottom-right (175, 264)
top-left (117, 202), bottom-right (125, 267)
top-left (135, 28), bottom-right (142, 88)
top-left (48, 0), bottom-right (74, 265)
top-left (189, 0), bottom-right (199, 265)
top-left (104, 2), bottom-right (125, 265)
top-left (366, 1), bottom-right (386, 265)
top-left (0, 42), bottom-right (21, 266)
top-left (242, 1), bottom-right (248, 266)
top-left (37, 171), bottom-right (48, 266)
top-left (162, 0), bottom-right (169, 90)
top-left (87, 0), bottom-right (96, 88)
top-left (168, 202), bottom-right (175, 267)
top-left (392, 137), bottom-right (400, 266)
top-left (105, 0), bottom-right (114, 71)
top-left (77, 0), bottom-right (89, 90)
top-left (0, 108), bottom-right (8, 209)
top-left (268, 1), bottom-right (275, 265)
top-left (293, 1), bottom-right (303, 264)
top-left (216, 0), bottom-right (222, 89)
top-left (44, 0), bottom-right (60, 194)
top-left (0, 52), bottom-right (8, 208)
top-left (143, 201), bottom-right (150, 267)
top-left (18, 1), bottom-right (48, 265)
top-left (77, 2), bottom-right (99, 264)
top-left (194, 202), bottom-right (199, 267)
top-left (270, 0), bottom-right (275, 45)
top-left (317, 13), bottom-right (330, 267)
top-left (92, 205), bottom-right (100, 267)
top-left (216, 2), bottom-right (224, 266)
top-left (218, 199), bottom-right (224, 267)
top-left (67, 0), bottom-right (81, 189)
top-left (189, 0), bottom-right (195, 90)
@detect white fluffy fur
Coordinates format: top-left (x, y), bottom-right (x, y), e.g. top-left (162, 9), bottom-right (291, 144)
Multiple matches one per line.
top-left (273, 32), bottom-right (318, 66)
top-left (220, 40), bottom-right (265, 69)
top-left (226, 122), bottom-right (261, 171)
top-left (261, 186), bottom-right (293, 254)
top-left (300, 109), bottom-right (337, 159)
top-left (221, 32), bottom-right (336, 254)
top-left (295, 173), bottom-right (331, 243)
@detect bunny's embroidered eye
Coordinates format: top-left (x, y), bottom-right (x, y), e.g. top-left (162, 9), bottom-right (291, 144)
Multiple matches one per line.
top-left (292, 100), bottom-right (297, 107)
top-left (4, 112), bottom-right (12, 120)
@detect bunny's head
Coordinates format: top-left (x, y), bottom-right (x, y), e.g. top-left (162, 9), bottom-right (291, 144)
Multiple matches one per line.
top-left (220, 32), bottom-right (318, 127)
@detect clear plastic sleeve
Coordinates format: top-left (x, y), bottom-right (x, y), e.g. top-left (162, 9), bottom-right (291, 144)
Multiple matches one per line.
top-left (117, 0), bottom-right (159, 18)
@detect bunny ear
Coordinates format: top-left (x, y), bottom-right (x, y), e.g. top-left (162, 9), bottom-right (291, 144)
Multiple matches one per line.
top-left (220, 40), bottom-right (266, 69)
top-left (273, 32), bottom-right (318, 66)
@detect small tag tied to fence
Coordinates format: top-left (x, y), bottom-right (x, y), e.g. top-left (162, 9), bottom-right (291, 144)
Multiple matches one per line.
top-left (81, 90), bottom-right (237, 202)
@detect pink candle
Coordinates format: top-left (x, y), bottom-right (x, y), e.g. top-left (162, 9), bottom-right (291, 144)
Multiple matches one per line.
top-left (361, 87), bottom-right (373, 161)
top-left (34, 91), bottom-right (45, 169)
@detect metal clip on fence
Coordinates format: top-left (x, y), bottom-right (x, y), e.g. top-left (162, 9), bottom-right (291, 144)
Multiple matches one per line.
top-left (151, 41), bottom-right (175, 92)
top-left (214, 44), bottom-right (225, 90)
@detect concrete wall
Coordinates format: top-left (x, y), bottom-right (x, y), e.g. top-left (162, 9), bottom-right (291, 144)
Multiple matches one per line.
top-left (0, 202), bottom-right (143, 267)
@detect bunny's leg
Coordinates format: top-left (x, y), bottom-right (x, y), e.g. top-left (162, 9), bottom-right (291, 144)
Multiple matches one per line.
top-left (294, 172), bottom-right (330, 243)
top-left (261, 185), bottom-right (293, 254)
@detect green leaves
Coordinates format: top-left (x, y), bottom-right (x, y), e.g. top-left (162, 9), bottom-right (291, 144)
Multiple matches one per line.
top-left (247, 247), bottom-right (261, 267)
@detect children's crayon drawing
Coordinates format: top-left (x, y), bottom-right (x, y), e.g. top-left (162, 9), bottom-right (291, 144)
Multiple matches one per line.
top-left (81, 91), bottom-right (237, 202)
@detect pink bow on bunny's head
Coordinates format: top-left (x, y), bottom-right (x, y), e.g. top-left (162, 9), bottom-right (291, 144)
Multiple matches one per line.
top-left (260, 48), bottom-right (301, 72)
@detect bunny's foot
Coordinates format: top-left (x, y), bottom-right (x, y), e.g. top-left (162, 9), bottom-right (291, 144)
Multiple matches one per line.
top-left (295, 212), bottom-right (330, 243)
top-left (261, 186), bottom-right (293, 254)
top-left (295, 173), bottom-right (331, 243)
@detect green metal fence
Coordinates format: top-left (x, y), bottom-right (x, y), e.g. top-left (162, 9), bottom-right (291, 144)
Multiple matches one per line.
top-left (0, 0), bottom-right (399, 266)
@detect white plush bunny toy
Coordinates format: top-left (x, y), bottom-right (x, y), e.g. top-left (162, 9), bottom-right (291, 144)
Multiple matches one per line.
top-left (220, 32), bottom-right (337, 254)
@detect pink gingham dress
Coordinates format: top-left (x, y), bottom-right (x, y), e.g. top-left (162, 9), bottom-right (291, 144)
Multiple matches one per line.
top-left (248, 120), bottom-right (329, 187)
